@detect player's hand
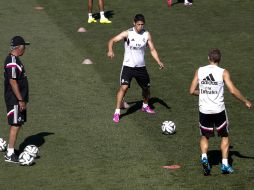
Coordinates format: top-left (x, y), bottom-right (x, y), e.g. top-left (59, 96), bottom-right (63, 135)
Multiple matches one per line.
top-left (19, 101), bottom-right (26, 111)
top-left (158, 62), bottom-right (164, 70)
top-left (107, 51), bottom-right (114, 59)
top-left (245, 100), bottom-right (252, 109)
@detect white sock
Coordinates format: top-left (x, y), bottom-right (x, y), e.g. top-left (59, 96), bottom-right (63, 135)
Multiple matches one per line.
top-left (88, 13), bottom-right (93, 19)
top-left (115, 109), bottom-right (120, 114)
top-left (222, 159), bottom-right (228, 166)
top-left (100, 11), bottom-right (105, 19)
top-left (143, 103), bottom-right (148, 108)
top-left (184, 0), bottom-right (189, 3)
top-left (201, 153), bottom-right (207, 159)
top-left (7, 147), bottom-right (14, 156)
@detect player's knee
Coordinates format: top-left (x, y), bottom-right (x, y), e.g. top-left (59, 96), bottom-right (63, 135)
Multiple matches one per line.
top-left (120, 85), bottom-right (128, 92)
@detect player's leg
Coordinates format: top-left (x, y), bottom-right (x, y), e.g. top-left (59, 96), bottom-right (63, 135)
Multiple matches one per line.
top-left (5, 125), bottom-right (20, 163)
top-left (200, 136), bottom-right (211, 176)
top-left (142, 86), bottom-right (150, 104)
top-left (221, 136), bottom-right (230, 163)
top-left (98, 0), bottom-right (104, 11)
top-left (141, 87), bottom-right (155, 113)
top-left (116, 85), bottom-right (129, 109)
top-left (215, 110), bottom-right (233, 174)
top-left (88, 0), bottom-right (97, 23)
top-left (5, 105), bottom-right (24, 163)
top-left (99, 0), bottom-right (112, 23)
top-left (136, 67), bottom-right (155, 114)
top-left (120, 98), bottom-right (130, 109)
top-left (113, 85), bottom-right (128, 123)
top-left (220, 137), bottom-right (233, 174)
top-left (113, 66), bottom-right (132, 123)
top-left (199, 112), bottom-right (213, 175)
top-left (200, 136), bottom-right (209, 155)
top-left (88, 0), bottom-right (93, 13)
top-left (8, 126), bottom-right (20, 150)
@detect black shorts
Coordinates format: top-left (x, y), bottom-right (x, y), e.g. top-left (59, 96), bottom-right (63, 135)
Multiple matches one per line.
top-left (120, 66), bottom-right (150, 89)
top-left (6, 104), bottom-right (27, 126)
top-left (199, 110), bottom-right (229, 137)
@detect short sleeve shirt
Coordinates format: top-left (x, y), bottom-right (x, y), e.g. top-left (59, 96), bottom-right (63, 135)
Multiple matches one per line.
top-left (4, 54), bottom-right (29, 105)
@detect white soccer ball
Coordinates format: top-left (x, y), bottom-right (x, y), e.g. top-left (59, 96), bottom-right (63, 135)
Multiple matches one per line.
top-left (0, 138), bottom-right (7, 152)
top-left (161, 121), bottom-right (176, 135)
top-left (24, 145), bottom-right (39, 158)
top-left (19, 151), bottom-right (35, 166)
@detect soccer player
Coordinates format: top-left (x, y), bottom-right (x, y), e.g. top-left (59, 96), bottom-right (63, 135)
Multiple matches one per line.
top-left (87, 0), bottom-right (111, 24)
top-left (190, 49), bottom-right (252, 175)
top-left (107, 14), bottom-right (164, 123)
top-left (3, 36), bottom-right (30, 163)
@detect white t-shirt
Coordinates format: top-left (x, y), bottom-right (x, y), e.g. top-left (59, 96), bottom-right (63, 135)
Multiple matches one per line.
top-left (123, 27), bottom-right (148, 68)
top-left (198, 64), bottom-right (225, 114)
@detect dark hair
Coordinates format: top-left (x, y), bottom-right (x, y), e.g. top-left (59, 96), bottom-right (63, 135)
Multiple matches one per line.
top-left (208, 49), bottom-right (221, 63)
top-left (134, 14), bottom-right (145, 23)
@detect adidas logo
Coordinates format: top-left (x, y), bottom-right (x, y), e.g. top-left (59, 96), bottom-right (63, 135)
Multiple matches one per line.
top-left (201, 73), bottom-right (218, 85)
top-left (203, 73), bottom-right (215, 81)
top-left (131, 39), bottom-right (135, 41)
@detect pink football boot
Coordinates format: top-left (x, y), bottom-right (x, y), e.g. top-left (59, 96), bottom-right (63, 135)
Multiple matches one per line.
top-left (141, 106), bottom-right (155, 114)
top-left (113, 113), bottom-right (120, 123)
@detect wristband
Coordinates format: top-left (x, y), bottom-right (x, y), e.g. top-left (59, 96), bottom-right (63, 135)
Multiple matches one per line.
top-left (18, 100), bottom-right (24, 102)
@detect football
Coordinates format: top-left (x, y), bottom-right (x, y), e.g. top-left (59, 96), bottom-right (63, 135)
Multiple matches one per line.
top-left (19, 151), bottom-right (35, 166)
top-left (0, 138), bottom-right (7, 152)
top-left (161, 121), bottom-right (176, 135)
top-left (24, 145), bottom-right (39, 158)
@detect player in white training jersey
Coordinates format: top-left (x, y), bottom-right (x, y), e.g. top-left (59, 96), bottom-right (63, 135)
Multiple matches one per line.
top-left (107, 14), bottom-right (164, 123)
top-left (190, 49), bottom-right (252, 175)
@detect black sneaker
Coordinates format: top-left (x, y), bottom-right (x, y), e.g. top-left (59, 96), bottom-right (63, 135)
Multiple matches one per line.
top-left (5, 153), bottom-right (19, 163)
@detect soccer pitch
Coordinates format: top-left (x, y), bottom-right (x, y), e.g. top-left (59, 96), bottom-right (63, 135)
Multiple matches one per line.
top-left (0, 0), bottom-right (254, 189)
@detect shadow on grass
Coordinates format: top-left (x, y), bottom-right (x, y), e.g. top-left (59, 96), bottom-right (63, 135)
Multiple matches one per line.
top-left (93, 10), bottom-right (114, 20)
top-left (18, 132), bottom-right (54, 153)
top-left (208, 146), bottom-right (254, 168)
top-left (120, 97), bottom-right (171, 119)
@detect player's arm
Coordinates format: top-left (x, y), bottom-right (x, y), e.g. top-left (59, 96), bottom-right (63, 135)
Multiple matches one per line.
top-left (223, 69), bottom-right (252, 108)
top-left (9, 79), bottom-right (26, 111)
top-left (189, 70), bottom-right (199, 96)
top-left (147, 32), bottom-right (164, 69)
top-left (107, 31), bottom-right (128, 59)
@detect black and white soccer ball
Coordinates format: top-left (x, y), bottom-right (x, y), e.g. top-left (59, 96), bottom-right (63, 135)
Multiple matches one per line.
top-left (0, 138), bottom-right (7, 152)
top-left (19, 151), bottom-right (35, 166)
top-left (161, 121), bottom-right (176, 135)
top-left (24, 145), bottom-right (39, 158)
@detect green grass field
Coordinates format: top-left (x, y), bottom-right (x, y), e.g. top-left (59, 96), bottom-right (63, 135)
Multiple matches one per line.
top-left (0, 0), bottom-right (254, 189)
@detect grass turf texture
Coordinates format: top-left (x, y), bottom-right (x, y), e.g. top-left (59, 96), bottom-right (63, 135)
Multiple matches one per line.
top-left (0, 0), bottom-right (254, 189)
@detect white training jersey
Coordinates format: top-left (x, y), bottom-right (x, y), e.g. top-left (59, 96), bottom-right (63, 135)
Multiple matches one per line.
top-left (123, 27), bottom-right (149, 68)
top-left (198, 65), bottom-right (225, 114)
